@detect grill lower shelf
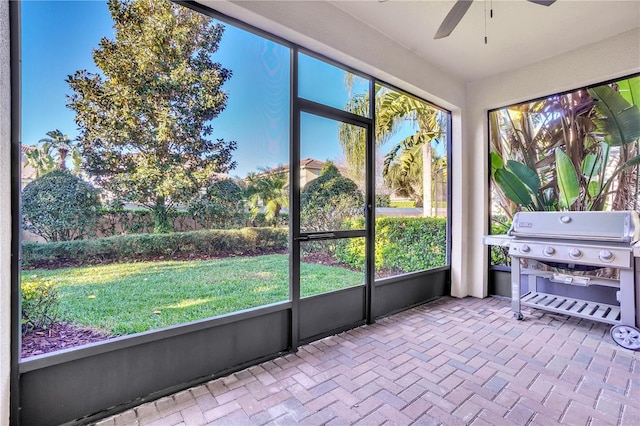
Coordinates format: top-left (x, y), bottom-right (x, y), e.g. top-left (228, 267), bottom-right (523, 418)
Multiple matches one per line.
top-left (521, 292), bottom-right (621, 325)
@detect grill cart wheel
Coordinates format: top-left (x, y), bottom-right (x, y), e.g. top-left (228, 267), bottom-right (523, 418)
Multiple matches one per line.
top-left (513, 312), bottom-right (524, 320)
top-left (610, 325), bottom-right (640, 351)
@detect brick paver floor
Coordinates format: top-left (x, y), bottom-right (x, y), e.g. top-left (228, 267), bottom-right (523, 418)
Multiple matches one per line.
top-left (95, 296), bottom-right (640, 425)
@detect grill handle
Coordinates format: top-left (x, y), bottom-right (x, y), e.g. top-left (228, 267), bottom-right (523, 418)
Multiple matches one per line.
top-left (550, 273), bottom-right (590, 286)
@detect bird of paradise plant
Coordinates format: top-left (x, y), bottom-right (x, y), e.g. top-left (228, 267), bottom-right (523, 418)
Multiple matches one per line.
top-left (490, 76), bottom-right (640, 218)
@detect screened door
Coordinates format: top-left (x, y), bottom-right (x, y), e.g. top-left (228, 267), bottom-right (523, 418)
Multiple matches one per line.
top-left (293, 106), bottom-right (373, 343)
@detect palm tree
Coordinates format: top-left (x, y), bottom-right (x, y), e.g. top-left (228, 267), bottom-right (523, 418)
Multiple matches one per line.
top-left (38, 129), bottom-right (73, 170)
top-left (23, 143), bottom-right (56, 178)
top-left (24, 129), bottom-right (82, 179)
top-left (245, 169), bottom-right (289, 226)
top-left (382, 137), bottom-right (424, 205)
top-left (340, 85), bottom-right (445, 216)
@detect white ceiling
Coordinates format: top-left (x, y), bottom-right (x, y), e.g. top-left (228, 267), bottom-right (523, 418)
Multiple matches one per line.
top-left (203, 0), bottom-right (640, 83)
top-left (329, 0), bottom-right (640, 82)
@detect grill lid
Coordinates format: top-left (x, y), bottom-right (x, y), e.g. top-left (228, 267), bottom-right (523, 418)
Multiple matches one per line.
top-left (508, 211), bottom-right (640, 243)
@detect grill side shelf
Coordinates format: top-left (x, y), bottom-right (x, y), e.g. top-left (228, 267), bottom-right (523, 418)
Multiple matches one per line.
top-left (521, 292), bottom-right (621, 325)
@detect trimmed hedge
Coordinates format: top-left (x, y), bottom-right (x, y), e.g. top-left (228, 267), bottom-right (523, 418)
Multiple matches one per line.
top-left (94, 209), bottom-right (288, 237)
top-left (22, 216), bottom-right (447, 274)
top-left (23, 227), bottom-right (288, 268)
top-left (336, 216), bottom-right (447, 274)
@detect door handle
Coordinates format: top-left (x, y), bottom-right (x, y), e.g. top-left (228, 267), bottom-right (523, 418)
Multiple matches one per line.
top-left (294, 233), bottom-right (336, 241)
top-left (308, 233), bottom-right (336, 239)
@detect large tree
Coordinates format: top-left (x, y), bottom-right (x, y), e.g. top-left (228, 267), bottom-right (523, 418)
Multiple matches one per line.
top-left (67, 0), bottom-right (236, 233)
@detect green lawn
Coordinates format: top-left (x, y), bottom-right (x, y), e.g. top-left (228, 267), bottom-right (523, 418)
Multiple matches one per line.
top-left (22, 254), bottom-right (362, 336)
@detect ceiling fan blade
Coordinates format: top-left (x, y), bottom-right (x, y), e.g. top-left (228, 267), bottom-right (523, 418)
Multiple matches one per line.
top-left (527, 0), bottom-right (556, 6)
top-left (434, 0), bottom-right (474, 40)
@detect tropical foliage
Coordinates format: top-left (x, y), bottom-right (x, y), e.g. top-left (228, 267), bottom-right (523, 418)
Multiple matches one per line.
top-left (67, 0), bottom-right (235, 233)
top-left (23, 129), bottom-right (82, 177)
top-left (245, 169), bottom-right (289, 226)
top-left (490, 76), bottom-right (640, 217)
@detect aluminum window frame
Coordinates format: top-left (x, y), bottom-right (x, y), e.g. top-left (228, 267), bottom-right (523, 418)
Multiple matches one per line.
top-left (10, 1), bottom-right (453, 423)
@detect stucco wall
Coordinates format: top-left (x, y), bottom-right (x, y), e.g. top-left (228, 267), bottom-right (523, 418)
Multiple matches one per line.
top-left (0, 0), bottom-right (12, 423)
top-left (465, 28), bottom-right (640, 298)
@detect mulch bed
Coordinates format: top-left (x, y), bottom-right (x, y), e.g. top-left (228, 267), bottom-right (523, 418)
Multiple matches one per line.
top-left (21, 323), bottom-right (112, 359)
top-left (300, 252), bottom-right (354, 269)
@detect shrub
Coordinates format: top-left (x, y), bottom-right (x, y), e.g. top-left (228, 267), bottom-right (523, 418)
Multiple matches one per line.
top-left (250, 212), bottom-right (288, 228)
top-left (389, 199), bottom-right (416, 208)
top-left (301, 162), bottom-right (363, 233)
top-left (22, 227), bottom-right (288, 268)
top-left (21, 276), bottom-right (60, 334)
top-left (490, 215), bottom-right (511, 266)
top-left (96, 207), bottom-right (157, 236)
top-left (22, 170), bottom-right (101, 242)
top-left (188, 178), bottom-right (246, 229)
top-left (376, 194), bottom-right (391, 207)
top-left (335, 217), bottom-right (447, 275)
top-left (378, 217), bottom-right (447, 272)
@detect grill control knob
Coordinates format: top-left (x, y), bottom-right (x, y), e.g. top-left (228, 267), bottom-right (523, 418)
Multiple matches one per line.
top-left (560, 215), bottom-right (572, 224)
top-left (543, 246), bottom-right (556, 256)
top-left (520, 244), bottom-right (531, 254)
top-left (569, 248), bottom-right (582, 259)
top-left (599, 250), bottom-right (614, 262)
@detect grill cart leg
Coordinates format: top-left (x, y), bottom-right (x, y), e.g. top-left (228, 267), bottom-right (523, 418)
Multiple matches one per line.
top-left (619, 268), bottom-right (635, 326)
top-left (610, 325), bottom-right (640, 351)
top-left (511, 256), bottom-right (524, 320)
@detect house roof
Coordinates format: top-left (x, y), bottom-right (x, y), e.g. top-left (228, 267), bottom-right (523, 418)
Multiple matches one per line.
top-left (300, 158), bottom-right (325, 170)
top-left (259, 158), bottom-right (327, 176)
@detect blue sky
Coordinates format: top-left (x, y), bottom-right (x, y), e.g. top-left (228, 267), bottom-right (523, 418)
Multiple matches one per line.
top-left (21, 1), bottom-right (416, 179)
top-left (21, 1), bottom-right (112, 148)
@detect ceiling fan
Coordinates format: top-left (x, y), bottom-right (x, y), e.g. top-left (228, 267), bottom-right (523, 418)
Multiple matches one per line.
top-left (434, 0), bottom-right (556, 40)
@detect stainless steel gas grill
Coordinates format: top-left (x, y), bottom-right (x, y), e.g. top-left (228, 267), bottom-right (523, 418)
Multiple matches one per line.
top-left (484, 211), bottom-right (640, 350)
